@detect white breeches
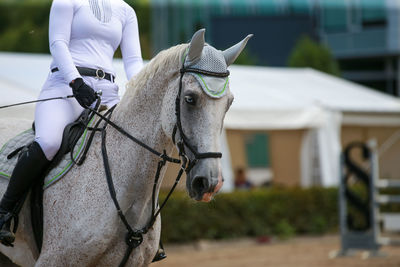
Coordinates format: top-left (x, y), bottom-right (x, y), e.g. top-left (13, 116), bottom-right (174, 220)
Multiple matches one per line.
top-left (34, 71), bottom-right (120, 160)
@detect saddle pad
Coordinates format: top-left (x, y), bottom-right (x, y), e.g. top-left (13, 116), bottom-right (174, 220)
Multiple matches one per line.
top-left (0, 125), bottom-right (92, 190)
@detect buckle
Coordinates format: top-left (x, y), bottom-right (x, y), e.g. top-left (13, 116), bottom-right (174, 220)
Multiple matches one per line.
top-left (125, 231), bottom-right (143, 249)
top-left (96, 69), bottom-right (106, 79)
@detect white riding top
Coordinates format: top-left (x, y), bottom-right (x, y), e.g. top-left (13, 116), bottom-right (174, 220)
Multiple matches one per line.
top-left (49, 0), bottom-right (143, 83)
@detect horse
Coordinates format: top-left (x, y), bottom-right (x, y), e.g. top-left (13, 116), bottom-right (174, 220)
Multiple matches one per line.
top-left (0, 29), bottom-right (252, 266)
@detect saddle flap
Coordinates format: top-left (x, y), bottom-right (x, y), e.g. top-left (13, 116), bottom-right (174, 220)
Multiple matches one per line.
top-left (0, 110), bottom-right (96, 189)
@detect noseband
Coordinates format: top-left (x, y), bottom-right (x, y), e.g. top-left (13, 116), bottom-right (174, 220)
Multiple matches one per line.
top-left (84, 59), bottom-right (229, 267)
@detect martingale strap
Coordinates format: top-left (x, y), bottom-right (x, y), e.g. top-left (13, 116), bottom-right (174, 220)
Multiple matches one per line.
top-left (83, 58), bottom-right (229, 267)
top-left (0, 47), bottom-right (231, 266)
top-left (87, 106), bottom-right (185, 267)
top-left (100, 114), bottom-right (142, 266)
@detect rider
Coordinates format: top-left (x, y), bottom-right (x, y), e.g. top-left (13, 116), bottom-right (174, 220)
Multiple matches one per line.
top-left (0, 0), bottom-right (143, 245)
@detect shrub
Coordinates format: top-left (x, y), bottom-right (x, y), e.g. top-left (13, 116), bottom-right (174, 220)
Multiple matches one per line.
top-left (233, 48), bottom-right (259, 65)
top-left (0, 1), bottom-right (152, 59)
top-left (0, 2), bottom-right (51, 54)
top-left (159, 185), bottom-right (400, 244)
top-left (159, 187), bottom-right (339, 243)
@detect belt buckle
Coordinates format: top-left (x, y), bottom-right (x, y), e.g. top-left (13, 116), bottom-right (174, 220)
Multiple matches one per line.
top-left (96, 69), bottom-right (106, 79)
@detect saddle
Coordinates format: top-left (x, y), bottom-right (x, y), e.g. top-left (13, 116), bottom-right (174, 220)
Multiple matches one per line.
top-left (0, 109), bottom-right (96, 251)
top-left (31, 109), bottom-right (95, 251)
top-left (0, 108), bottom-right (167, 262)
top-left (0, 110), bottom-right (95, 188)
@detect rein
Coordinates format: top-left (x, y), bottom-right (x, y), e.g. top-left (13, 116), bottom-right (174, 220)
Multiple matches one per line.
top-left (83, 64), bottom-right (228, 266)
top-left (0, 59), bottom-right (229, 266)
top-left (0, 95), bottom-right (75, 109)
top-left (84, 106), bottom-right (185, 267)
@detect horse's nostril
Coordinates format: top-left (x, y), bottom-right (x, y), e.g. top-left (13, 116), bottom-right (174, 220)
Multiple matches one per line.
top-left (192, 176), bottom-right (209, 196)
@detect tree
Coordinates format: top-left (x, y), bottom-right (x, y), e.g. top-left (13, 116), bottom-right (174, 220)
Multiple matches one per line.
top-left (288, 36), bottom-right (340, 76)
top-left (234, 48), bottom-right (258, 66)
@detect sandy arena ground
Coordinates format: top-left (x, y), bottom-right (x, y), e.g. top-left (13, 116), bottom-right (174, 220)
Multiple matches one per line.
top-left (152, 235), bottom-right (400, 267)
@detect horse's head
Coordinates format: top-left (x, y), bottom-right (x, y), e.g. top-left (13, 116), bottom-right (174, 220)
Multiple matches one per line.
top-left (163, 29), bottom-right (252, 202)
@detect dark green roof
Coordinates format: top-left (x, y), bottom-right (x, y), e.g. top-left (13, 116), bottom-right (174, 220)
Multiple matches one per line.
top-left (150, 0), bottom-right (312, 15)
top-left (150, 0), bottom-right (388, 16)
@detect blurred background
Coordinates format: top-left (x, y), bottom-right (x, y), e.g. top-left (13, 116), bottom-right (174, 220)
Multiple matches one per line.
top-left (1, 0), bottom-right (400, 266)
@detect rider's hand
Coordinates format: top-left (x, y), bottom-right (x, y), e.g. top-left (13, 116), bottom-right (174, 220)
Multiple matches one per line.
top-left (69, 78), bottom-right (97, 108)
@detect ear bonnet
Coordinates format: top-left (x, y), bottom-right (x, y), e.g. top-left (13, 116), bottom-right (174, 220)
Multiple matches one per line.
top-left (182, 29), bottom-right (253, 99)
top-left (183, 45), bottom-right (229, 98)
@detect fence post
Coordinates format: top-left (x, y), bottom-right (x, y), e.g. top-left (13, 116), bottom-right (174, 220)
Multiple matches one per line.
top-left (335, 141), bottom-right (381, 257)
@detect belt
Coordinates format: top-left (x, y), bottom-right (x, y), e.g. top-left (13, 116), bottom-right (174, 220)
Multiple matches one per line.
top-left (51, 66), bottom-right (115, 82)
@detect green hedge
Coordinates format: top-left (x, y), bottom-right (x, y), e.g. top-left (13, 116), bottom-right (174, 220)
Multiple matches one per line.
top-left (158, 186), bottom-right (400, 243)
top-left (0, 2), bottom-right (50, 53)
top-left (159, 187), bottom-right (339, 243)
top-left (0, 1), bottom-right (152, 59)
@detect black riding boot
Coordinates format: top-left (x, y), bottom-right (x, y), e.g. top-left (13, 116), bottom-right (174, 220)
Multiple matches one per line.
top-left (0, 141), bottom-right (50, 246)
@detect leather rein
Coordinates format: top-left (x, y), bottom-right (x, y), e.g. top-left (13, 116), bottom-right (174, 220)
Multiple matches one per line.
top-left (83, 64), bottom-right (229, 266)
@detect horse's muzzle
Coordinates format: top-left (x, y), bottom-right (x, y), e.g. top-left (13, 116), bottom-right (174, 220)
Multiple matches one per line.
top-left (190, 171), bottom-right (223, 202)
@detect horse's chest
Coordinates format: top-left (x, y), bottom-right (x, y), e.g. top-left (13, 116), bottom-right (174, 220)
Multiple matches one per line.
top-left (97, 237), bottom-right (156, 267)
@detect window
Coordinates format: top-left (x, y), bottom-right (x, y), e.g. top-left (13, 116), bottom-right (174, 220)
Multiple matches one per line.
top-left (321, 0), bottom-right (348, 32)
top-left (360, 0), bottom-right (386, 27)
top-left (245, 133), bottom-right (270, 168)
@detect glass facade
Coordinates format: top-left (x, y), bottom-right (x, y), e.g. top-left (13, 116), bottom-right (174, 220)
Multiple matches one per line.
top-left (151, 0), bottom-right (392, 55)
top-left (361, 0), bottom-right (386, 26)
top-left (151, 0), bottom-right (315, 53)
top-left (321, 0), bottom-right (348, 32)
top-left (151, 0), bottom-right (400, 95)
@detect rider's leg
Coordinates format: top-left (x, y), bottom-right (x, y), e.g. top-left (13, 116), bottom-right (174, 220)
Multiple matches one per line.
top-left (0, 141), bottom-right (50, 246)
top-left (0, 76), bottom-right (83, 246)
top-left (34, 76), bottom-right (84, 161)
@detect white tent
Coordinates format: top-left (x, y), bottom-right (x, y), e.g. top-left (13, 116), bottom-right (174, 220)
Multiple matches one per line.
top-left (0, 52), bottom-right (128, 120)
top-left (1, 52), bottom-right (400, 191)
top-left (226, 66), bottom-right (400, 128)
top-left (224, 65), bottom-right (400, 189)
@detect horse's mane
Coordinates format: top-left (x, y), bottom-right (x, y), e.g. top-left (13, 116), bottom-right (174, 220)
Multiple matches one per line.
top-left (125, 44), bottom-right (188, 98)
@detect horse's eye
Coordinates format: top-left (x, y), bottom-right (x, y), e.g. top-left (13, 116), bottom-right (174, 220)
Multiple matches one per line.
top-left (184, 95), bottom-right (196, 105)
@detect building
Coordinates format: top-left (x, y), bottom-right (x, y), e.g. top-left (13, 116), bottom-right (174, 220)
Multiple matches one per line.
top-left (164, 64), bottom-right (400, 191)
top-left (2, 53), bottom-right (400, 191)
top-left (150, 0), bottom-right (400, 96)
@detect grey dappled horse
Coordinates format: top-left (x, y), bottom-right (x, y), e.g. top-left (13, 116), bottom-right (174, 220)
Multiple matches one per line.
top-left (0, 29), bottom-right (251, 266)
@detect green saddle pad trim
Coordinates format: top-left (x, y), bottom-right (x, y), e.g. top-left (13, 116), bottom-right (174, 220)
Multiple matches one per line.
top-left (0, 116), bottom-right (95, 189)
top-left (43, 124), bottom-right (92, 188)
top-left (0, 129), bottom-right (32, 179)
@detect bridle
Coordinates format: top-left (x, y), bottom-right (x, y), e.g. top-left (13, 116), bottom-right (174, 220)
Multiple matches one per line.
top-left (84, 57), bottom-right (230, 266)
top-left (172, 66), bottom-right (229, 172)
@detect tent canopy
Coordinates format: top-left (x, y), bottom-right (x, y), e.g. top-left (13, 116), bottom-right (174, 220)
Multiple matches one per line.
top-left (226, 65), bottom-right (400, 130)
top-left (2, 52), bottom-right (400, 188)
top-left (1, 52), bottom-right (400, 129)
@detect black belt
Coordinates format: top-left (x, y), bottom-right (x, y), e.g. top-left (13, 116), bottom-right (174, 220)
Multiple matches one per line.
top-left (51, 66), bottom-right (115, 82)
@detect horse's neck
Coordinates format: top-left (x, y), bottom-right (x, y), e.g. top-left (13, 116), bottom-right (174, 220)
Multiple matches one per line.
top-left (113, 73), bottom-right (173, 157)
top-left (104, 74), bottom-right (174, 227)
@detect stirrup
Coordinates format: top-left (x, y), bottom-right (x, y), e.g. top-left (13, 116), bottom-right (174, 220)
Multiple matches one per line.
top-left (152, 241), bottom-right (167, 262)
top-left (0, 212), bottom-right (16, 247)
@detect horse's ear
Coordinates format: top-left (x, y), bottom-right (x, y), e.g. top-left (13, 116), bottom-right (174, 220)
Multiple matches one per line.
top-left (187, 29), bottom-right (205, 63)
top-left (223, 34), bottom-right (254, 66)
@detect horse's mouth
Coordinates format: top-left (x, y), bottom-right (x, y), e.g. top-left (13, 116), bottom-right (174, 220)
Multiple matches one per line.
top-left (189, 175), bottom-right (224, 202)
